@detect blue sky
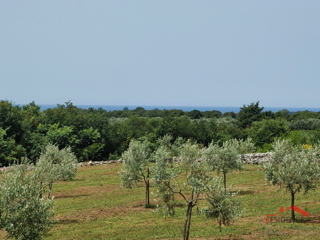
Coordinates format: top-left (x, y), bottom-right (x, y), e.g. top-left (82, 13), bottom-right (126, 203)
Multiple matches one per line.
top-left (1, 1), bottom-right (319, 108)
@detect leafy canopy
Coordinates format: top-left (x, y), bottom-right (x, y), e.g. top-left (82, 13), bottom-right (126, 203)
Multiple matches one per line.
top-left (0, 164), bottom-right (55, 240)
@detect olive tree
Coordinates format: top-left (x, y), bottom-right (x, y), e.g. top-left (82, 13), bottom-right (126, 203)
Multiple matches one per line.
top-left (151, 145), bottom-right (175, 213)
top-left (202, 140), bottom-right (242, 190)
top-left (156, 134), bottom-right (185, 153)
top-left (202, 178), bottom-right (243, 232)
top-left (0, 164), bottom-right (55, 240)
top-left (35, 144), bottom-right (78, 197)
top-left (231, 138), bottom-right (256, 163)
top-left (156, 134), bottom-right (173, 150)
top-left (120, 140), bottom-right (152, 207)
top-left (264, 139), bottom-right (320, 222)
top-left (153, 141), bottom-right (243, 239)
top-left (153, 141), bottom-right (209, 239)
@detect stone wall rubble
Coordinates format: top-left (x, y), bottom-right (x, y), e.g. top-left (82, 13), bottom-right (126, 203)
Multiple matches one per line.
top-left (78, 152), bottom-right (272, 167)
top-left (239, 152), bottom-right (271, 164)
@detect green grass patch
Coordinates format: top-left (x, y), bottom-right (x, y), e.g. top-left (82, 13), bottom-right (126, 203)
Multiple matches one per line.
top-left (2, 163), bottom-right (320, 239)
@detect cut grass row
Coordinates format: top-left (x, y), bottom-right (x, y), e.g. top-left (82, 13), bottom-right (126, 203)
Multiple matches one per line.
top-left (2, 163), bottom-right (320, 239)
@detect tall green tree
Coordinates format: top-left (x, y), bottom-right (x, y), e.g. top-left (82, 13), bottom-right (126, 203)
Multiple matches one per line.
top-left (290, 110), bottom-right (319, 121)
top-left (0, 128), bottom-right (26, 166)
top-left (275, 109), bottom-right (290, 120)
top-left (76, 127), bottom-right (104, 161)
top-left (41, 101), bottom-right (85, 131)
top-left (216, 118), bottom-right (243, 142)
top-left (122, 115), bottom-right (155, 141)
top-left (157, 115), bottom-right (195, 140)
top-left (202, 110), bottom-right (222, 118)
top-left (236, 101), bottom-right (264, 129)
top-left (44, 123), bottom-right (77, 149)
top-left (194, 119), bottom-right (218, 146)
top-left (20, 102), bottom-right (45, 163)
top-left (0, 100), bottom-right (24, 143)
top-left (248, 118), bottom-right (289, 151)
top-left (187, 109), bottom-right (202, 119)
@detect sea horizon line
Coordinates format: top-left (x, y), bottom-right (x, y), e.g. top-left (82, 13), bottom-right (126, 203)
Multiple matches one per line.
top-left (16, 103), bottom-right (320, 114)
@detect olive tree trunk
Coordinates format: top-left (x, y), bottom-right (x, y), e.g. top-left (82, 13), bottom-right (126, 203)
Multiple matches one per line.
top-left (183, 201), bottom-right (193, 240)
top-left (145, 168), bottom-right (150, 207)
top-left (291, 191), bottom-right (295, 222)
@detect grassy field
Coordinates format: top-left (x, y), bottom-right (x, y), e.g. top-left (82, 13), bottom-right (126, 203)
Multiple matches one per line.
top-left (2, 163), bottom-right (320, 239)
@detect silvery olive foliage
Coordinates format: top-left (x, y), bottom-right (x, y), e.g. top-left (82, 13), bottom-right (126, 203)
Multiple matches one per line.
top-left (154, 141), bottom-right (211, 240)
top-left (35, 144), bottom-right (78, 196)
top-left (151, 145), bottom-right (175, 215)
top-left (120, 140), bottom-right (152, 206)
top-left (156, 134), bottom-right (185, 158)
top-left (264, 139), bottom-right (320, 221)
top-left (202, 139), bottom-right (242, 190)
top-left (170, 137), bottom-right (186, 157)
top-left (153, 140), bottom-right (243, 240)
top-left (230, 138), bottom-right (256, 163)
top-left (156, 134), bottom-right (173, 150)
top-left (202, 178), bottom-right (243, 232)
top-left (0, 164), bottom-right (55, 240)
top-left (289, 118), bottom-right (320, 130)
top-left (215, 116), bottom-right (238, 127)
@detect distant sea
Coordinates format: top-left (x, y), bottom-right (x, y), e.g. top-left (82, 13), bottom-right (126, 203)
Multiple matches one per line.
top-left (35, 105), bottom-right (320, 114)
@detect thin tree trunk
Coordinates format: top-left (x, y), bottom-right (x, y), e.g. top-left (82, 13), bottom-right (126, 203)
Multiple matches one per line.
top-left (145, 180), bottom-right (150, 206)
top-left (39, 181), bottom-right (43, 198)
top-left (291, 191), bottom-right (295, 222)
top-left (48, 182), bottom-right (53, 198)
top-left (223, 172), bottom-right (227, 191)
top-left (145, 168), bottom-right (150, 207)
top-left (183, 201), bottom-right (193, 240)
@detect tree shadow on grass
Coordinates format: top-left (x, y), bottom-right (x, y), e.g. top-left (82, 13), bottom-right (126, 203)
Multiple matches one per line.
top-left (132, 203), bottom-right (157, 209)
top-left (55, 219), bottom-right (79, 225)
top-left (133, 202), bottom-right (185, 209)
top-left (55, 194), bottom-right (91, 199)
top-left (238, 190), bottom-right (255, 195)
top-left (69, 178), bottom-right (86, 182)
top-left (301, 216), bottom-right (320, 224)
top-left (230, 190), bottom-right (254, 196)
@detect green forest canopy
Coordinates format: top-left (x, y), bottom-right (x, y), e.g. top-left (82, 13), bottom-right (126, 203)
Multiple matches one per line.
top-left (0, 100), bottom-right (320, 166)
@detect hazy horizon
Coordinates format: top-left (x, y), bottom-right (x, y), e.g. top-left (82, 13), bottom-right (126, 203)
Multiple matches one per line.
top-left (14, 102), bottom-right (320, 113)
top-left (1, 1), bottom-right (319, 108)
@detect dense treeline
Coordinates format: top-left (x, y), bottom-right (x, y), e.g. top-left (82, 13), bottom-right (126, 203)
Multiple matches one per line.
top-left (1, 100), bottom-right (320, 166)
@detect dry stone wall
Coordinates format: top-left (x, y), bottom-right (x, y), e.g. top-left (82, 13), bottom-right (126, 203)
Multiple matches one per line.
top-left (0, 153), bottom-right (271, 172)
top-left (79, 152), bottom-right (272, 167)
top-left (239, 152), bottom-right (271, 164)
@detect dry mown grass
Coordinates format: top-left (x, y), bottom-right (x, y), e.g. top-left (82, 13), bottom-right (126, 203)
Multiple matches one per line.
top-left (1, 163), bottom-right (320, 239)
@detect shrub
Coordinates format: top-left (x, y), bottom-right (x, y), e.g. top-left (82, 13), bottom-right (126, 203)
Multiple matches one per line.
top-left (35, 144), bottom-right (78, 196)
top-left (0, 164), bottom-right (55, 240)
